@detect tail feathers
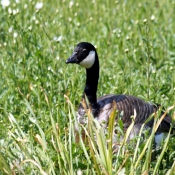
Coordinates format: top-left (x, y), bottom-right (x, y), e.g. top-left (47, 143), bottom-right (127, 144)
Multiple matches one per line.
top-left (153, 103), bottom-right (175, 133)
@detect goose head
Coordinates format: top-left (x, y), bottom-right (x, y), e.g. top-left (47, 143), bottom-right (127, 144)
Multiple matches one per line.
top-left (66, 42), bottom-right (100, 111)
top-left (66, 42), bottom-right (97, 69)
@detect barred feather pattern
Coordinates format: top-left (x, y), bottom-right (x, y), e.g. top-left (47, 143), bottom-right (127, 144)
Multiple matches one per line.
top-left (77, 94), bottom-right (172, 133)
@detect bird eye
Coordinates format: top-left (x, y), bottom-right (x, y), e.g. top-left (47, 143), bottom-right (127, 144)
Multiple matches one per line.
top-left (83, 49), bottom-right (87, 52)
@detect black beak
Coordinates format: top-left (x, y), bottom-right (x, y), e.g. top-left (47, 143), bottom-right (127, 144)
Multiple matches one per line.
top-left (66, 52), bottom-right (77, 64)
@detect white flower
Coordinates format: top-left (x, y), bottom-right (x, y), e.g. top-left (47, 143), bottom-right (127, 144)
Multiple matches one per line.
top-left (143, 18), bottom-right (147, 23)
top-left (9, 26), bottom-right (13, 33)
top-left (152, 69), bottom-right (156, 73)
top-left (68, 17), bottom-right (72, 22)
top-left (8, 7), bottom-right (12, 14)
top-left (77, 22), bottom-right (80, 27)
top-left (13, 32), bottom-right (18, 38)
top-left (35, 2), bottom-right (43, 9)
top-left (28, 26), bottom-right (32, 30)
top-left (32, 16), bottom-right (36, 21)
top-left (125, 48), bottom-right (129, 53)
top-left (13, 9), bottom-right (19, 15)
top-left (24, 4), bottom-right (27, 9)
top-left (1, 0), bottom-right (10, 8)
top-left (77, 169), bottom-right (82, 175)
top-left (151, 15), bottom-right (155, 21)
top-left (113, 29), bottom-right (116, 33)
top-left (53, 35), bottom-right (62, 42)
top-left (126, 36), bottom-right (130, 40)
top-left (56, 56), bottom-right (60, 60)
top-left (69, 1), bottom-right (74, 7)
top-left (35, 19), bottom-right (39, 24)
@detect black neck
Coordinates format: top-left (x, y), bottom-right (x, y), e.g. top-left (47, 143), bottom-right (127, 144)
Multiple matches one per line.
top-left (83, 52), bottom-right (99, 109)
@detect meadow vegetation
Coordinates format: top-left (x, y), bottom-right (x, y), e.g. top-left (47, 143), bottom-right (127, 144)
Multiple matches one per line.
top-left (0, 0), bottom-right (175, 174)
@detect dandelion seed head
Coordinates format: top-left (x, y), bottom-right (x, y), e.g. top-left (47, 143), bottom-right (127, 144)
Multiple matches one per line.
top-left (69, 1), bottom-right (73, 8)
top-left (77, 169), bottom-right (83, 175)
top-left (35, 2), bottom-right (43, 10)
top-left (13, 9), bottom-right (19, 15)
top-left (151, 15), bottom-right (155, 21)
top-left (32, 16), bottom-right (36, 21)
top-left (143, 18), bottom-right (147, 23)
top-left (126, 36), bottom-right (130, 40)
top-left (9, 26), bottom-right (13, 33)
top-left (35, 19), bottom-right (39, 24)
top-left (8, 7), bottom-right (12, 14)
top-left (24, 4), bottom-right (27, 9)
top-left (28, 26), bottom-right (32, 30)
top-left (68, 17), bottom-right (72, 22)
top-left (56, 56), bottom-right (60, 60)
top-left (53, 35), bottom-right (62, 42)
top-left (13, 32), bottom-right (18, 38)
top-left (125, 48), bottom-right (129, 53)
top-left (1, 0), bottom-right (10, 8)
top-left (152, 69), bottom-right (156, 74)
top-left (113, 29), bottom-right (116, 33)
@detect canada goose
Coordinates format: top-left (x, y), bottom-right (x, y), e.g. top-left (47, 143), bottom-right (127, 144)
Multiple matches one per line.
top-left (66, 42), bottom-right (173, 145)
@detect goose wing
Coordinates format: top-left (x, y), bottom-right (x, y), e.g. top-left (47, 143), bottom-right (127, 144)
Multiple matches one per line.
top-left (97, 94), bottom-right (173, 132)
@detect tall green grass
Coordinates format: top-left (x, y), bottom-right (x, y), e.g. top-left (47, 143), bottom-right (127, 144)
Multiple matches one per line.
top-left (0, 0), bottom-right (175, 174)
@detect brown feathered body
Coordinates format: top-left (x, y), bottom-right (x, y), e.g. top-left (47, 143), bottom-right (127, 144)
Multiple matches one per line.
top-left (77, 94), bottom-right (172, 134)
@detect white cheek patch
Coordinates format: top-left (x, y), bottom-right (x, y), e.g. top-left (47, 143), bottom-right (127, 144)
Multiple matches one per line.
top-left (79, 50), bottom-right (95, 68)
